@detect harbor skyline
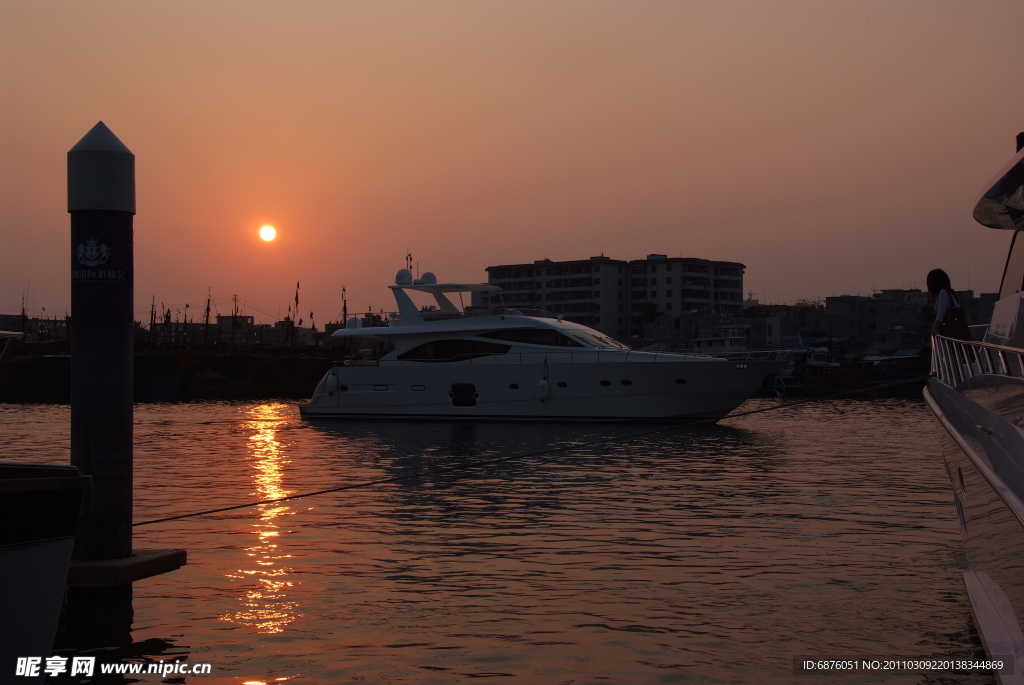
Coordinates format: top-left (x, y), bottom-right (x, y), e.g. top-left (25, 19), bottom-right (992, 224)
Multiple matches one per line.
top-left (2, 1), bottom-right (1023, 324)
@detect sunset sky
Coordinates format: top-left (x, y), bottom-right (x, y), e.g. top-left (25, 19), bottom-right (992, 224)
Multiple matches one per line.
top-left (2, 1), bottom-right (1023, 324)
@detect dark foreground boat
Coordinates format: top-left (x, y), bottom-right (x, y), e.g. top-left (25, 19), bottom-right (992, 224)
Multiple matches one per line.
top-left (0, 463), bottom-right (91, 681)
top-left (925, 136), bottom-right (1024, 682)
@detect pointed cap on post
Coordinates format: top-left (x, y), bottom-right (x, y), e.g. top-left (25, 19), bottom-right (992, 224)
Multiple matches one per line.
top-left (68, 121), bottom-right (135, 214)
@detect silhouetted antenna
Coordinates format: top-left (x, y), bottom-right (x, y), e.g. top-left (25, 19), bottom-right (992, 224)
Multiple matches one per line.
top-left (204, 289), bottom-right (211, 346)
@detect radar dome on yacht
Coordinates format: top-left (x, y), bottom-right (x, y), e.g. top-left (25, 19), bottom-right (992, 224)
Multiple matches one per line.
top-left (345, 316), bottom-right (363, 329)
top-left (421, 272), bottom-right (437, 284)
top-left (395, 269), bottom-right (413, 286)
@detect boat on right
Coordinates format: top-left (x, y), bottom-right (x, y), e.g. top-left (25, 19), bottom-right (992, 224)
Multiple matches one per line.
top-left (925, 133), bottom-right (1024, 681)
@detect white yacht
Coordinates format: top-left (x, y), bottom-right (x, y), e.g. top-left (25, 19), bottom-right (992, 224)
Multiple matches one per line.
top-left (299, 269), bottom-right (783, 420)
top-left (925, 136), bottom-right (1024, 681)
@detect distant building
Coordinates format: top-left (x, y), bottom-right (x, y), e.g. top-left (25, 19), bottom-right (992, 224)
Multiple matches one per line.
top-left (742, 289), bottom-right (998, 350)
top-left (475, 254), bottom-right (745, 342)
top-left (823, 290), bottom-right (931, 348)
top-left (0, 313), bottom-right (68, 343)
top-left (0, 314), bottom-right (25, 333)
top-left (744, 303), bottom-right (827, 348)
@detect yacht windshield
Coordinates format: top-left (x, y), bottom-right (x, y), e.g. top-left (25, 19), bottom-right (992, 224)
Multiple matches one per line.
top-left (567, 330), bottom-right (631, 349)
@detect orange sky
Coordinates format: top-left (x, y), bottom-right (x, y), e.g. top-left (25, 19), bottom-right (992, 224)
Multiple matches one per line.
top-left (2, 1), bottom-right (1023, 324)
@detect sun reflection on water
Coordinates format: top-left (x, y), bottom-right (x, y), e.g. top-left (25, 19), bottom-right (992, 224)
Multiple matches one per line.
top-left (221, 403), bottom-right (299, 634)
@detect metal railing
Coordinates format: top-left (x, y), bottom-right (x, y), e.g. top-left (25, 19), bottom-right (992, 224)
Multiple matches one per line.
top-left (932, 334), bottom-right (1024, 388)
top-left (337, 347), bottom-right (792, 368)
top-left (334, 348), bottom-right (787, 368)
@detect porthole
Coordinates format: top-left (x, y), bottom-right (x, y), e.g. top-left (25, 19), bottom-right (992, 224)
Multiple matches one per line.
top-left (557, 381), bottom-right (567, 388)
top-left (411, 385), bottom-right (426, 391)
top-left (374, 385), bottom-right (389, 391)
top-left (509, 383), bottom-right (519, 390)
top-left (621, 379), bottom-right (632, 386)
top-left (675, 378), bottom-right (687, 385)
top-left (600, 380), bottom-right (611, 387)
top-left (339, 385), bottom-right (349, 392)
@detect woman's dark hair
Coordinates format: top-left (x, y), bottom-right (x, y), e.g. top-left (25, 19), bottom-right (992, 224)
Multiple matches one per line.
top-left (926, 269), bottom-right (952, 296)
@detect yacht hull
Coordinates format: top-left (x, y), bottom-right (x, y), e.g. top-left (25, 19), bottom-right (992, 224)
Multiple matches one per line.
top-left (925, 377), bottom-right (1024, 681)
top-left (299, 356), bottom-right (781, 420)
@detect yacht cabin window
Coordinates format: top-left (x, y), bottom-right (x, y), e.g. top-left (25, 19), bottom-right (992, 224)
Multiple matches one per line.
top-left (999, 230), bottom-right (1024, 299)
top-left (397, 339), bottom-right (511, 362)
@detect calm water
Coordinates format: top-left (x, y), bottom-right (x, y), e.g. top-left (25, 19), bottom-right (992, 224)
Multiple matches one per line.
top-left (1, 399), bottom-right (994, 684)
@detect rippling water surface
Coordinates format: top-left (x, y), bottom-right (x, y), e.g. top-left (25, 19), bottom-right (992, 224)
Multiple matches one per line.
top-left (1, 399), bottom-right (994, 684)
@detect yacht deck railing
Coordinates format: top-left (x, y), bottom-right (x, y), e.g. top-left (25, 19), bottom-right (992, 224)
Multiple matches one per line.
top-left (932, 334), bottom-right (1024, 388)
top-left (338, 348), bottom-right (786, 368)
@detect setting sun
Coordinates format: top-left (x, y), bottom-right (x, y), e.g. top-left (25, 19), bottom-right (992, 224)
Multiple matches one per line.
top-left (259, 225), bottom-right (277, 242)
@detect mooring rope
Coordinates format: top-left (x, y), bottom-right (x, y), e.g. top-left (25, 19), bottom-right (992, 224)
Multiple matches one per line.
top-left (133, 376), bottom-right (930, 527)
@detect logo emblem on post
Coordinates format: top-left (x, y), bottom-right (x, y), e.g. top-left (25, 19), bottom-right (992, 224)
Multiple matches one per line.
top-left (77, 237), bottom-right (110, 266)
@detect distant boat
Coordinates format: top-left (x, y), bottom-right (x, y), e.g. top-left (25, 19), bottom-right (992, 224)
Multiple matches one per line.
top-left (299, 269), bottom-right (784, 420)
top-left (925, 138), bottom-right (1024, 679)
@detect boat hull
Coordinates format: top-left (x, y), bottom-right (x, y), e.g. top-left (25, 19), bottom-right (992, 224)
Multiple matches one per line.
top-left (299, 355), bottom-right (782, 420)
top-left (925, 377), bottom-right (1024, 680)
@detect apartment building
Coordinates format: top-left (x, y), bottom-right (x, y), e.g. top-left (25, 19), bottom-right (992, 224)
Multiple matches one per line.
top-left (474, 254), bottom-right (745, 342)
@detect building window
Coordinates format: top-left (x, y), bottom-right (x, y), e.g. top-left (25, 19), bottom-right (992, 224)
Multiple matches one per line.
top-left (650, 278), bottom-right (657, 285)
top-left (650, 291), bottom-right (657, 298)
top-left (650, 265), bottom-right (657, 272)
top-left (593, 292), bottom-right (600, 298)
top-left (666, 277), bottom-right (672, 285)
top-left (666, 302), bottom-right (673, 310)
top-left (594, 278), bottom-right (600, 285)
top-left (665, 290), bottom-right (672, 297)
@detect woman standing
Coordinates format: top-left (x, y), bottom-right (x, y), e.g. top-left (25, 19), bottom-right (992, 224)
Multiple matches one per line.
top-left (927, 269), bottom-right (973, 340)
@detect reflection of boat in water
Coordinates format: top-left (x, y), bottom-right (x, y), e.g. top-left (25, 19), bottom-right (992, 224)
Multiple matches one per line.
top-left (924, 136), bottom-right (1024, 679)
top-left (300, 270), bottom-right (784, 420)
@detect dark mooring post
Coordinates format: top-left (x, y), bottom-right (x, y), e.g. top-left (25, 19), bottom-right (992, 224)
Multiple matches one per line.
top-left (59, 123), bottom-right (185, 651)
top-left (68, 121), bottom-right (136, 561)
